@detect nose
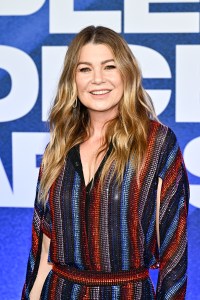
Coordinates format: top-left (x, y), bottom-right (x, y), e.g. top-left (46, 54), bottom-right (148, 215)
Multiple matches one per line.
top-left (92, 68), bottom-right (105, 84)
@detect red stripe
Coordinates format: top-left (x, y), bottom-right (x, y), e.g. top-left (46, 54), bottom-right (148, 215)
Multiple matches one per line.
top-left (121, 283), bottom-right (134, 299)
top-left (177, 284), bottom-right (187, 300)
top-left (49, 272), bottom-right (59, 300)
top-left (80, 186), bottom-right (91, 269)
top-left (160, 150), bottom-right (182, 201)
top-left (32, 227), bottom-right (39, 257)
top-left (88, 183), bottom-right (101, 270)
top-left (160, 204), bottom-right (187, 270)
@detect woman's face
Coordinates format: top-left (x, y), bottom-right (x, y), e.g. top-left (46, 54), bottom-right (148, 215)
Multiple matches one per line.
top-left (75, 43), bottom-right (124, 118)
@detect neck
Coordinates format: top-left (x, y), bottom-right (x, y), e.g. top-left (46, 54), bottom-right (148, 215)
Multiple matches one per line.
top-left (89, 118), bottom-right (106, 139)
top-left (88, 109), bottom-right (118, 139)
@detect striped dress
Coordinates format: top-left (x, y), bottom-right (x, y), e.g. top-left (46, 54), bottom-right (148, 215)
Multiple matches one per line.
top-left (21, 121), bottom-right (189, 299)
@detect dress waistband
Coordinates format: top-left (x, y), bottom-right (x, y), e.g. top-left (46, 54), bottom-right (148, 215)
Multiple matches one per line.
top-left (52, 264), bottom-right (149, 286)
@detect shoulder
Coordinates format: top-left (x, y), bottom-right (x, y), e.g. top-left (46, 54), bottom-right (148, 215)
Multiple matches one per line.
top-left (147, 120), bottom-right (181, 174)
top-left (149, 120), bottom-right (178, 146)
top-left (150, 121), bottom-right (185, 180)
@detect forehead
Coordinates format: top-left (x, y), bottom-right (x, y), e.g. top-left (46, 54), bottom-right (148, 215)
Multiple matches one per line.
top-left (78, 43), bottom-right (114, 62)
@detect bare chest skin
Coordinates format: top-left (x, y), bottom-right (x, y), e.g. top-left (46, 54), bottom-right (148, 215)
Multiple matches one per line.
top-left (79, 138), bottom-right (106, 186)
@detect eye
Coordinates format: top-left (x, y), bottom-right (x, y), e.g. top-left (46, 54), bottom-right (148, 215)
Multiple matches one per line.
top-left (105, 65), bottom-right (116, 70)
top-left (79, 67), bottom-right (91, 72)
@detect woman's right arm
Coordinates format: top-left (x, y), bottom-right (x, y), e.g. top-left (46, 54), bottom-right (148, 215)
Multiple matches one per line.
top-left (21, 162), bottom-right (52, 300)
top-left (29, 234), bottom-right (52, 300)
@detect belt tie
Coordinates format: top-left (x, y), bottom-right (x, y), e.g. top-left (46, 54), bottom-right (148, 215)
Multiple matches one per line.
top-left (53, 264), bottom-right (149, 286)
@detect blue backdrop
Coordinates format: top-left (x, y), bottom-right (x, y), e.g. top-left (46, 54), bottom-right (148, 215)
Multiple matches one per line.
top-left (0, 1), bottom-right (200, 299)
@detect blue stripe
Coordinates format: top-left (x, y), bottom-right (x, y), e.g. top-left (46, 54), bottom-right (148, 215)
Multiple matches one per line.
top-left (30, 252), bottom-right (35, 271)
top-left (71, 284), bottom-right (82, 299)
top-left (120, 162), bottom-right (133, 270)
top-left (160, 196), bottom-right (185, 256)
top-left (112, 285), bottom-right (120, 300)
top-left (146, 207), bottom-right (156, 245)
top-left (71, 172), bottom-right (84, 269)
top-left (159, 143), bottom-right (178, 179)
top-left (165, 274), bottom-right (187, 299)
top-left (41, 271), bottom-right (52, 300)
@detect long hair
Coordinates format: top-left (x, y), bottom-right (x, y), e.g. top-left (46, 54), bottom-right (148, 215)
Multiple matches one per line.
top-left (40, 25), bottom-right (157, 202)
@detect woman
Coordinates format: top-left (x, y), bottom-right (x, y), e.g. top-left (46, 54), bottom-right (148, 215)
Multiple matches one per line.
top-left (22, 26), bottom-right (189, 299)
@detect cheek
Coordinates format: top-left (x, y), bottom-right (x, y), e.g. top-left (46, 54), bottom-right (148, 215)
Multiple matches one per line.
top-left (75, 77), bottom-right (80, 91)
top-left (115, 73), bottom-right (123, 87)
top-left (117, 83), bottom-right (124, 100)
top-left (76, 77), bottom-right (88, 93)
top-left (116, 78), bottom-right (124, 93)
top-left (75, 78), bottom-right (78, 92)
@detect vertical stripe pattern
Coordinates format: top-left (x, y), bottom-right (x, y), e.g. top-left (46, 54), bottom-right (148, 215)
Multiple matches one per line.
top-left (22, 121), bottom-right (189, 300)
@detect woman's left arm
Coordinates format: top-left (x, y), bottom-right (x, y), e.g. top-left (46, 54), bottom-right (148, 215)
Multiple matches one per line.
top-left (156, 129), bottom-right (190, 300)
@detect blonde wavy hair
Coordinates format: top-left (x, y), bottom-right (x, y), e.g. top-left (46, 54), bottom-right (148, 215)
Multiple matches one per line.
top-left (40, 25), bottom-right (157, 202)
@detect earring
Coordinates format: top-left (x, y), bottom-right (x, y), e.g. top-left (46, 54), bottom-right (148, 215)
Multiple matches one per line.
top-left (73, 98), bottom-right (77, 109)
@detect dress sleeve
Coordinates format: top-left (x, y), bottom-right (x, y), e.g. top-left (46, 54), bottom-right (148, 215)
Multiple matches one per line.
top-left (156, 128), bottom-right (189, 300)
top-left (21, 165), bottom-right (52, 300)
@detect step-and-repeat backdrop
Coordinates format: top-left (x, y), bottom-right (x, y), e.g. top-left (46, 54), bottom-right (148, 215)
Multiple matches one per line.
top-left (0, 1), bottom-right (200, 299)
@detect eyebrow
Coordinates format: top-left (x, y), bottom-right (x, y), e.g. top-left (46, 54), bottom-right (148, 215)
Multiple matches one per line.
top-left (77, 59), bottom-right (115, 66)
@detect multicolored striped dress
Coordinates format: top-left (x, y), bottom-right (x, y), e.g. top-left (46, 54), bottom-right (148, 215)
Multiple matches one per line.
top-left (22, 121), bottom-right (189, 299)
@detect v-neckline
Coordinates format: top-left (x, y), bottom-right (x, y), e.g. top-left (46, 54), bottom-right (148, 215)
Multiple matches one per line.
top-left (76, 144), bottom-right (112, 190)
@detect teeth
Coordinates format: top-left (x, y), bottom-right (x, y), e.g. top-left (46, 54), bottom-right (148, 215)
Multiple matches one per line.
top-left (91, 90), bottom-right (110, 95)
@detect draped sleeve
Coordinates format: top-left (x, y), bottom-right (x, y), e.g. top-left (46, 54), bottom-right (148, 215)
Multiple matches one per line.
top-left (21, 165), bottom-right (52, 300)
top-left (156, 128), bottom-right (189, 299)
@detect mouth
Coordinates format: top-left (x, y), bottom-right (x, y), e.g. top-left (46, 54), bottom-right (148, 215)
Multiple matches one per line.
top-left (89, 89), bottom-right (111, 95)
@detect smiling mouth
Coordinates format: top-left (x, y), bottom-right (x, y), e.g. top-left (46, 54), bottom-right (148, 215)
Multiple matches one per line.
top-left (90, 90), bottom-right (111, 95)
